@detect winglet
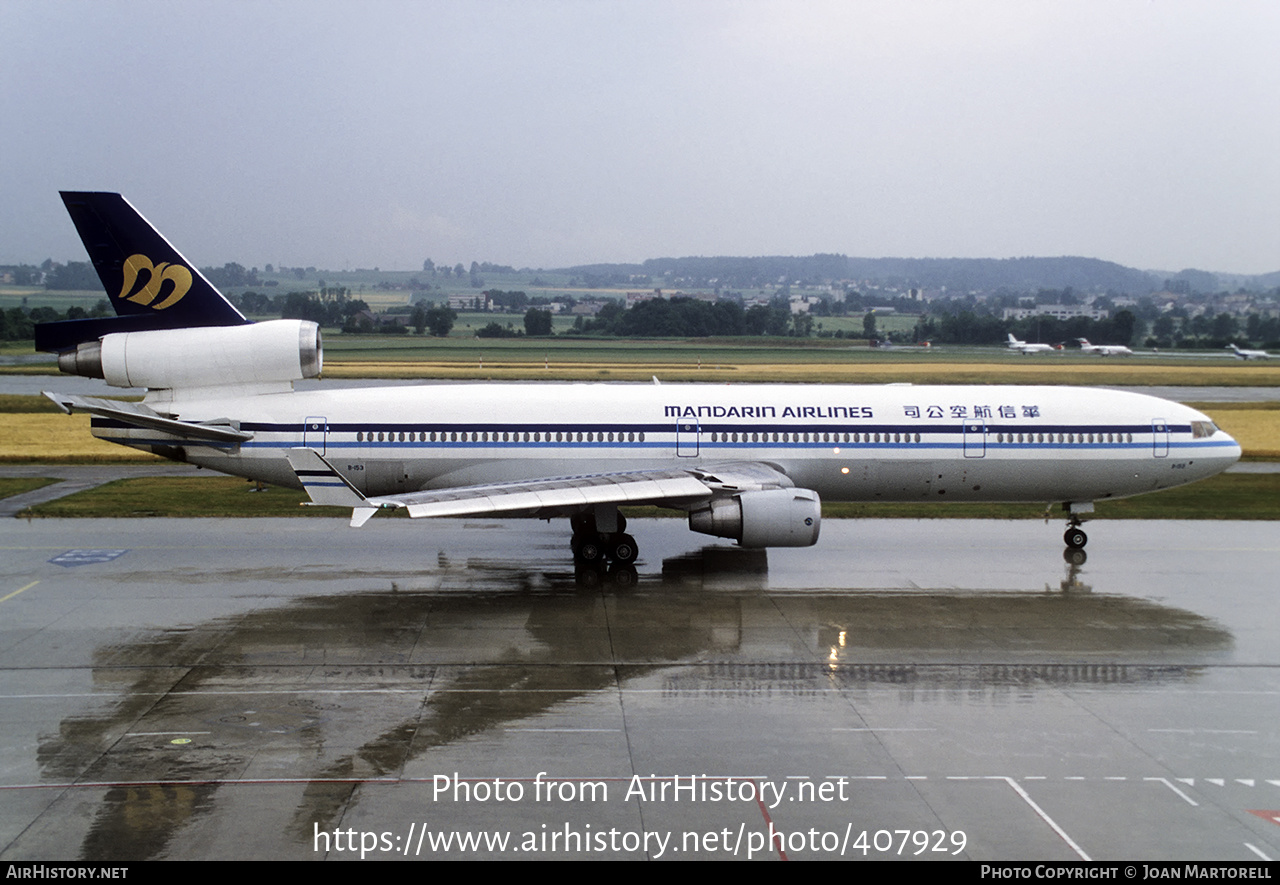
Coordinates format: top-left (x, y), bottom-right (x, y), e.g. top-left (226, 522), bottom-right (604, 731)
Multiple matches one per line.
top-left (285, 447), bottom-right (382, 526)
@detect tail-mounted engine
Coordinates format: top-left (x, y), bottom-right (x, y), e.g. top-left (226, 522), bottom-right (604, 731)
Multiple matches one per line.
top-left (57, 320), bottom-right (322, 390)
top-left (689, 488), bottom-right (822, 548)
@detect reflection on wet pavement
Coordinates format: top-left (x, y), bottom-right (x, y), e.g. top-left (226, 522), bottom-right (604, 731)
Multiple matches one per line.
top-left (1, 518), bottom-right (1275, 861)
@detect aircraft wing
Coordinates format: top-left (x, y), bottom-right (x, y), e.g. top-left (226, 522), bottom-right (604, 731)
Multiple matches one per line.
top-left (44, 392), bottom-right (253, 447)
top-left (285, 447), bottom-right (791, 527)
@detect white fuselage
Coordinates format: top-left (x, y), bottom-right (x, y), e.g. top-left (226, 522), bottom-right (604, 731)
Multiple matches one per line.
top-left (1231, 346), bottom-right (1271, 360)
top-left (1079, 341), bottom-right (1134, 356)
top-left (92, 382), bottom-right (1241, 507)
top-left (1008, 341), bottom-right (1056, 354)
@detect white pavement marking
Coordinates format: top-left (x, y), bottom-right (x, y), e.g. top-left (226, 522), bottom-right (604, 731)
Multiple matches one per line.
top-left (990, 776), bottom-right (1091, 861)
top-left (1145, 778), bottom-right (1198, 807)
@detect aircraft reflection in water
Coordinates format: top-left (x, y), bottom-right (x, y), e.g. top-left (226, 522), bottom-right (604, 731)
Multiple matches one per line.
top-left (38, 547), bottom-right (1232, 861)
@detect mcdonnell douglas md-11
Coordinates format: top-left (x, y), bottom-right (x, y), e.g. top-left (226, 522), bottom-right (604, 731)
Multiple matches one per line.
top-left (37, 193), bottom-right (1241, 566)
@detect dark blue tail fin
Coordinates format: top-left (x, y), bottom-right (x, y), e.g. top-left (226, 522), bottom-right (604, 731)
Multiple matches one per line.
top-left (35, 192), bottom-right (248, 352)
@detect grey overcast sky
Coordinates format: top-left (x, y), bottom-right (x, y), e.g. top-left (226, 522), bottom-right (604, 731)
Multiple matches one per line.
top-left (2, 0), bottom-right (1277, 274)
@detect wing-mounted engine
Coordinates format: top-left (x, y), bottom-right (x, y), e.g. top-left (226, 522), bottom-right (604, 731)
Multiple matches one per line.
top-left (689, 488), bottom-right (822, 548)
top-left (56, 319), bottom-right (322, 391)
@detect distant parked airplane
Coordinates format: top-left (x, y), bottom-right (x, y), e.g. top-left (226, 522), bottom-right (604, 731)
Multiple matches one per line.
top-left (1077, 338), bottom-right (1134, 356)
top-left (1006, 334), bottom-right (1059, 354)
top-left (1226, 343), bottom-right (1272, 360)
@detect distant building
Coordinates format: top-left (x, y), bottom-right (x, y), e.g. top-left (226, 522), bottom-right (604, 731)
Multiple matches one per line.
top-left (1002, 304), bottom-right (1109, 321)
top-left (449, 293), bottom-right (491, 311)
top-left (354, 309), bottom-right (405, 328)
top-left (626, 291), bottom-right (660, 308)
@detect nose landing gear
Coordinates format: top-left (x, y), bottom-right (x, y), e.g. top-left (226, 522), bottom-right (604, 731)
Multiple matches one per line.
top-left (1055, 502), bottom-right (1092, 564)
top-left (1059, 501), bottom-right (1093, 551)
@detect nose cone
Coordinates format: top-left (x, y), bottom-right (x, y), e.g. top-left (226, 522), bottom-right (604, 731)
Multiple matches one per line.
top-left (1216, 429), bottom-right (1243, 466)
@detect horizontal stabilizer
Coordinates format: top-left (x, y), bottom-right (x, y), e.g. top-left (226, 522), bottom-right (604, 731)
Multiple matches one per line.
top-left (36, 315), bottom-right (221, 353)
top-left (45, 392), bottom-right (252, 447)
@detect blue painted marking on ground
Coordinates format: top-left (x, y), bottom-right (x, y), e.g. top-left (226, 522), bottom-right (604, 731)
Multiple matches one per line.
top-left (49, 549), bottom-right (129, 567)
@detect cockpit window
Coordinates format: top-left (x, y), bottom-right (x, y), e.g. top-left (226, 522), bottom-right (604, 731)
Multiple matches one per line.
top-left (1190, 420), bottom-right (1218, 438)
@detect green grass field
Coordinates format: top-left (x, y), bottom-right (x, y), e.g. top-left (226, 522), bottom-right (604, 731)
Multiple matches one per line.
top-left (0, 477), bottom-right (58, 500)
top-left (304, 335), bottom-right (1280, 386)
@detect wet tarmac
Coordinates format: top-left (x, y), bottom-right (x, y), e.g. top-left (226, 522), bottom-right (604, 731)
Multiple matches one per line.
top-left (1, 516), bottom-right (1278, 861)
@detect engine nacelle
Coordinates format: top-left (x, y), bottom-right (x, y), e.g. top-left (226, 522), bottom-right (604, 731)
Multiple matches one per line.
top-left (688, 488), bottom-right (822, 548)
top-left (58, 320), bottom-right (322, 389)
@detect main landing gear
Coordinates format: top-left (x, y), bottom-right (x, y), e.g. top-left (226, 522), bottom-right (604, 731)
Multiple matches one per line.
top-left (570, 509), bottom-right (639, 588)
top-left (570, 511), bottom-right (639, 566)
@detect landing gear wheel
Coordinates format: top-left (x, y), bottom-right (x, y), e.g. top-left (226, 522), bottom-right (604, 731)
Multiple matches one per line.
top-left (574, 538), bottom-right (604, 563)
top-left (1063, 527), bottom-right (1088, 549)
top-left (611, 533), bottom-right (638, 564)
